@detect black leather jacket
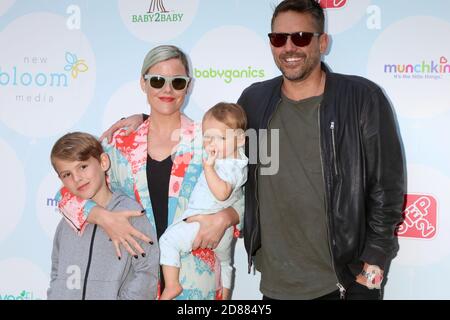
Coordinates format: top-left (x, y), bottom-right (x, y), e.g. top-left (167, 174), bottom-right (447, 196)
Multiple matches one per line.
top-left (237, 63), bottom-right (405, 290)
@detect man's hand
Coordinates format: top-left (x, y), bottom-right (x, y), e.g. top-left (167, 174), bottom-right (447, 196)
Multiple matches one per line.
top-left (100, 113), bottom-right (145, 144)
top-left (88, 207), bottom-right (153, 259)
top-left (356, 262), bottom-right (384, 289)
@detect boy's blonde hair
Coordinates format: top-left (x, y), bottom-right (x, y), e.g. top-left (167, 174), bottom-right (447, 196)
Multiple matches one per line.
top-left (50, 132), bottom-right (103, 172)
top-left (203, 102), bottom-right (247, 131)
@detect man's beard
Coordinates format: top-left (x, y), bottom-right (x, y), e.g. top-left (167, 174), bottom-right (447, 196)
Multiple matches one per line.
top-left (278, 53), bottom-right (320, 82)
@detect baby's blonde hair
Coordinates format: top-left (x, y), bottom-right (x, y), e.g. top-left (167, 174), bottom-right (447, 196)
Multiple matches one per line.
top-left (203, 102), bottom-right (247, 131)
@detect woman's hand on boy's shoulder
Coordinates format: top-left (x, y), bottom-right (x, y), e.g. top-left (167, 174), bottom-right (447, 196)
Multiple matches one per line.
top-left (89, 206), bottom-right (153, 259)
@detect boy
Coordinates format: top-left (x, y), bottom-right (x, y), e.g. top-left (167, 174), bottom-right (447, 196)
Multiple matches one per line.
top-left (47, 132), bottom-right (159, 300)
top-left (159, 103), bottom-right (248, 300)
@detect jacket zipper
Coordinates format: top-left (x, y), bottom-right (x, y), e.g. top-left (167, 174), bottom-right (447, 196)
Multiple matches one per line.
top-left (318, 106), bottom-right (346, 299)
top-left (330, 121), bottom-right (339, 176)
top-left (82, 225), bottom-right (98, 300)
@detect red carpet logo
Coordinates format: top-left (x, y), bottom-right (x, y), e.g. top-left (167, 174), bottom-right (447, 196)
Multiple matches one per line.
top-left (396, 194), bottom-right (437, 239)
top-left (317, 0), bottom-right (347, 9)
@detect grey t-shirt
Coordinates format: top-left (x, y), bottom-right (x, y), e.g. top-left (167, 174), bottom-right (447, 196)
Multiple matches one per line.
top-left (255, 94), bottom-right (337, 299)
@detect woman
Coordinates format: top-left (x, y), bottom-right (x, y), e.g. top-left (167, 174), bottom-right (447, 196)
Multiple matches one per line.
top-left (57, 45), bottom-right (243, 300)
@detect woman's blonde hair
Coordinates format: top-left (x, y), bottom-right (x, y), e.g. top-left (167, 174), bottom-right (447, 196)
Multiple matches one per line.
top-left (141, 45), bottom-right (190, 77)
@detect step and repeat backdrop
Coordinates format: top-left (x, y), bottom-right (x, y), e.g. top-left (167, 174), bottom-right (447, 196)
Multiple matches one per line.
top-left (1, 0), bottom-right (449, 300)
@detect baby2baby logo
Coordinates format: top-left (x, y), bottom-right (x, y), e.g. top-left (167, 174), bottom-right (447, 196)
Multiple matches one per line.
top-left (131, 0), bottom-right (183, 23)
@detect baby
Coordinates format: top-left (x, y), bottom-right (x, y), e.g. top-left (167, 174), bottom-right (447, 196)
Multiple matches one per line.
top-left (159, 102), bottom-right (248, 300)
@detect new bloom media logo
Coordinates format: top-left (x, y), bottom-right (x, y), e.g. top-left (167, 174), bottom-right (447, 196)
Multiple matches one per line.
top-left (0, 51), bottom-right (88, 104)
top-left (384, 56), bottom-right (450, 80)
top-left (64, 52), bottom-right (88, 79)
top-left (396, 194), bottom-right (437, 239)
top-left (317, 0), bottom-right (347, 9)
top-left (131, 0), bottom-right (183, 23)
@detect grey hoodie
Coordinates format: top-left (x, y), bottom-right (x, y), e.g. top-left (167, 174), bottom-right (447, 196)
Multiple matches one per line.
top-left (47, 192), bottom-right (159, 300)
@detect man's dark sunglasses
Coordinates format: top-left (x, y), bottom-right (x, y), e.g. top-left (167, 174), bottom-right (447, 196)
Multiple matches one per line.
top-left (268, 31), bottom-right (322, 48)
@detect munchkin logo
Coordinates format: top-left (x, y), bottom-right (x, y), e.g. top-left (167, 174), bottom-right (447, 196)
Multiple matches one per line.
top-left (316, 0), bottom-right (347, 9)
top-left (131, 0), bottom-right (183, 23)
top-left (46, 197), bottom-right (59, 207)
top-left (384, 56), bottom-right (450, 80)
top-left (396, 194), bottom-right (437, 239)
top-left (0, 52), bottom-right (89, 88)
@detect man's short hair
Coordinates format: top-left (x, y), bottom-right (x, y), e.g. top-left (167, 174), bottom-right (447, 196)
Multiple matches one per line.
top-left (271, 0), bottom-right (325, 33)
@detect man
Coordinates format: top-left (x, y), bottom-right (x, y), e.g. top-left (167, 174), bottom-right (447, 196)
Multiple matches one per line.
top-left (237, 0), bottom-right (405, 300)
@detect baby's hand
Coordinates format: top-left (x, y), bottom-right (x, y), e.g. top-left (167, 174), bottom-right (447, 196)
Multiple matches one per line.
top-left (203, 145), bottom-right (218, 167)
